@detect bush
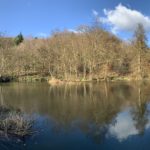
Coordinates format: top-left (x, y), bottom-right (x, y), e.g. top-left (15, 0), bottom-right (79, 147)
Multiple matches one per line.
top-left (0, 105), bottom-right (34, 137)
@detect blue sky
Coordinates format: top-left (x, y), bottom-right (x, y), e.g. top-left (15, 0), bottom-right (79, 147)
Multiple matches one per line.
top-left (0, 0), bottom-right (150, 41)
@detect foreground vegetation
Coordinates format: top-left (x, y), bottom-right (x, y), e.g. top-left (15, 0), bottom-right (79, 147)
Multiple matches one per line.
top-left (0, 105), bottom-right (34, 137)
top-left (0, 23), bottom-right (150, 82)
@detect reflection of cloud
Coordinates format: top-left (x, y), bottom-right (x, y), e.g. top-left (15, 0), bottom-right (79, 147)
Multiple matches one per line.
top-left (146, 121), bottom-right (150, 129)
top-left (109, 111), bottom-right (138, 141)
top-left (145, 104), bottom-right (150, 129)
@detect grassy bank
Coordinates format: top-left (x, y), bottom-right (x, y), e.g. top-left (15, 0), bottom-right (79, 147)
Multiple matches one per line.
top-left (48, 75), bottom-right (150, 85)
top-left (0, 74), bottom-right (149, 84)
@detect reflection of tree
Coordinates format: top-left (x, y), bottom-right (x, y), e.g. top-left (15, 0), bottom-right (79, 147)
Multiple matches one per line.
top-left (132, 102), bottom-right (148, 135)
top-left (131, 82), bottom-right (149, 135)
top-left (85, 124), bottom-right (108, 144)
top-left (0, 86), bottom-right (4, 105)
top-left (1, 82), bottom-right (150, 143)
top-left (78, 117), bottom-right (117, 144)
top-left (46, 83), bottom-right (132, 143)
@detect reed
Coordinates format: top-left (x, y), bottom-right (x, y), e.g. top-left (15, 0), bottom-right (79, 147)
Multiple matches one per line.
top-left (0, 105), bottom-right (34, 137)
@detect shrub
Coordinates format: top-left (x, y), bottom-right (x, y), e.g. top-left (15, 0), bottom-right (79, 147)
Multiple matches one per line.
top-left (0, 105), bottom-right (34, 137)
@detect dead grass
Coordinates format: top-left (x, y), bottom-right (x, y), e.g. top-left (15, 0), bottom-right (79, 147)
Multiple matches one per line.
top-left (0, 105), bottom-right (34, 137)
top-left (48, 77), bottom-right (64, 85)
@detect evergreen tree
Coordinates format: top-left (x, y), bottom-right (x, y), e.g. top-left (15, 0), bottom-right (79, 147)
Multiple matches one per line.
top-left (134, 24), bottom-right (148, 80)
top-left (14, 33), bottom-right (24, 45)
top-left (134, 24), bottom-right (147, 50)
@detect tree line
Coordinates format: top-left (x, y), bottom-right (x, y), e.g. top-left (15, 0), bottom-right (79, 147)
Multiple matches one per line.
top-left (0, 24), bottom-right (149, 81)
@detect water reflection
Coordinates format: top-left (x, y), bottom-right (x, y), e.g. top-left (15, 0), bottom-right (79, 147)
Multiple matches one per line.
top-left (0, 82), bottom-right (150, 149)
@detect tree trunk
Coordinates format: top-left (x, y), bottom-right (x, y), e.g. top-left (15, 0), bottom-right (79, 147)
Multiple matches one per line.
top-left (138, 49), bottom-right (142, 80)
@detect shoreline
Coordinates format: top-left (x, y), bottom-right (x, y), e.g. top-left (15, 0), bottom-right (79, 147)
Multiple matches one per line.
top-left (1, 75), bottom-right (150, 84)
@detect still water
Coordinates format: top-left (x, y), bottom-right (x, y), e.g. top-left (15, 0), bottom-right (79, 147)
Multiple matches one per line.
top-left (0, 82), bottom-right (150, 150)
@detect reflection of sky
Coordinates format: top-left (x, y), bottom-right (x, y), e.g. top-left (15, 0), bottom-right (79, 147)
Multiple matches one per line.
top-left (108, 110), bottom-right (138, 141)
top-left (108, 108), bottom-right (150, 142)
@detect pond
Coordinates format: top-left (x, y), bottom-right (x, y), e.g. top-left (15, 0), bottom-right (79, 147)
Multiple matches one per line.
top-left (0, 82), bottom-right (150, 150)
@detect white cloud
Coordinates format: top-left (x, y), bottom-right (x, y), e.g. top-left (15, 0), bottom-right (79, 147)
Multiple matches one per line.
top-left (100, 4), bottom-right (150, 34)
top-left (92, 10), bottom-right (99, 16)
top-left (36, 32), bottom-right (48, 38)
top-left (68, 29), bottom-right (79, 34)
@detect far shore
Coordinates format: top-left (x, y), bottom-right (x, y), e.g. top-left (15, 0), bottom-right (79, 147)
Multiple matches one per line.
top-left (0, 75), bottom-right (148, 85)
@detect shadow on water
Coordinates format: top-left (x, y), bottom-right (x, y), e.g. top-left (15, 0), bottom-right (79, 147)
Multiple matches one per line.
top-left (0, 81), bottom-right (150, 149)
